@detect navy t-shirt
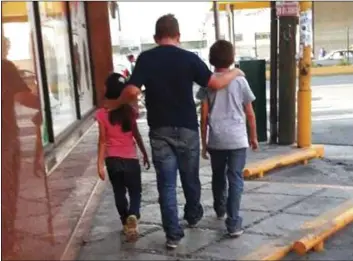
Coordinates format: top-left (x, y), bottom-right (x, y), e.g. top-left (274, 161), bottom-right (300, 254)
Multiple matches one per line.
top-left (127, 45), bottom-right (212, 130)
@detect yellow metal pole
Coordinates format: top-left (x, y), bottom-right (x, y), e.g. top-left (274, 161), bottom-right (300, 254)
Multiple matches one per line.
top-left (297, 1), bottom-right (313, 148)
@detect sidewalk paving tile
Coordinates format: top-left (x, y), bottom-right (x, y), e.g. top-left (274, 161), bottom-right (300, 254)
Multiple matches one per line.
top-left (79, 224), bottom-right (161, 260)
top-left (197, 233), bottom-right (276, 260)
top-left (239, 193), bottom-right (304, 212)
top-left (315, 187), bottom-right (353, 199)
top-left (202, 181), bottom-right (269, 192)
top-left (283, 196), bottom-right (348, 216)
top-left (196, 210), bottom-right (270, 230)
top-left (250, 182), bottom-right (322, 196)
top-left (140, 204), bottom-right (184, 225)
top-left (127, 228), bottom-right (222, 255)
top-left (247, 213), bottom-right (314, 236)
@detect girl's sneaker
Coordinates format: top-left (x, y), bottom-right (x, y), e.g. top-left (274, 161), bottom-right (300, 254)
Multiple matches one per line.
top-left (123, 225), bottom-right (129, 235)
top-left (125, 215), bottom-right (139, 242)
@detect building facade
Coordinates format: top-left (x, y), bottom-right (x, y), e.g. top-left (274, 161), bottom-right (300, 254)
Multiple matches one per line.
top-left (313, 1), bottom-right (353, 57)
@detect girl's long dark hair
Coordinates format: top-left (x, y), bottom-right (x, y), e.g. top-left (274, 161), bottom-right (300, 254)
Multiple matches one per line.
top-left (105, 73), bottom-right (133, 132)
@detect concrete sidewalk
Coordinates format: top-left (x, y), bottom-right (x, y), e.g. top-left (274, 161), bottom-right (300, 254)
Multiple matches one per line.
top-left (77, 148), bottom-right (353, 260)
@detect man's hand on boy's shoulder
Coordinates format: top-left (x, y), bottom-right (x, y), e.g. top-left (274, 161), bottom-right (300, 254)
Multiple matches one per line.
top-left (231, 68), bottom-right (245, 78)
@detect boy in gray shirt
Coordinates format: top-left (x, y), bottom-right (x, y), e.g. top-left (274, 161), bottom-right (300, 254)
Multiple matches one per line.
top-left (199, 40), bottom-right (258, 237)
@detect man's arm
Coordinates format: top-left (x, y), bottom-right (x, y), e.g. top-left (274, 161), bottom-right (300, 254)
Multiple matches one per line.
top-left (208, 69), bottom-right (244, 90)
top-left (192, 54), bottom-right (244, 90)
top-left (104, 54), bottom-right (145, 110)
top-left (105, 85), bottom-right (141, 111)
top-left (6, 61), bottom-right (40, 109)
top-left (15, 92), bottom-right (40, 109)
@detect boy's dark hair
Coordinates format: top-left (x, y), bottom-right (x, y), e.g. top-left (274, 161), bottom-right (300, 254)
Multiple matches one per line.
top-left (155, 14), bottom-right (180, 40)
top-left (104, 73), bottom-right (133, 132)
top-left (209, 40), bottom-right (235, 69)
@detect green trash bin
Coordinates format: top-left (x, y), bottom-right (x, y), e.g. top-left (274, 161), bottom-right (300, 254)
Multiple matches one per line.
top-left (239, 59), bottom-right (267, 142)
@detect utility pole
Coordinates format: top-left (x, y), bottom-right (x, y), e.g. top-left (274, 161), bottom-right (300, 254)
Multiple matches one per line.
top-left (254, 33), bottom-right (258, 58)
top-left (297, 1), bottom-right (313, 148)
top-left (231, 4), bottom-right (236, 47)
top-left (278, 5), bottom-right (298, 145)
top-left (213, 1), bottom-right (220, 40)
top-left (226, 4), bottom-right (233, 43)
top-left (269, 1), bottom-right (279, 144)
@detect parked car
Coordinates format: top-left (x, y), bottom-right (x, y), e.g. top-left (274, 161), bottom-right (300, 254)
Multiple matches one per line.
top-left (314, 50), bottom-right (353, 67)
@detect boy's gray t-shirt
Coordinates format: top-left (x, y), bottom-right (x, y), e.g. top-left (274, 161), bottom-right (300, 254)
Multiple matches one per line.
top-left (199, 76), bottom-right (256, 150)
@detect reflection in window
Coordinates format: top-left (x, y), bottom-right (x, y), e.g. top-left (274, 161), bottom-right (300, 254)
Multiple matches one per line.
top-left (2, 2), bottom-right (47, 259)
top-left (39, 2), bottom-right (77, 136)
top-left (69, 2), bottom-right (94, 115)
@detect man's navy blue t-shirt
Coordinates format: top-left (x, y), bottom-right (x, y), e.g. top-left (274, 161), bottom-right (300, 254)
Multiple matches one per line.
top-left (127, 45), bottom-right (212, 130)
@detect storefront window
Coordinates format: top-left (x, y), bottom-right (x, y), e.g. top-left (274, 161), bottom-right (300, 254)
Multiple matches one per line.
top-left (69, 2), bottom-right (94, 115)
top-left (38, 2), bottom-right (77, 136)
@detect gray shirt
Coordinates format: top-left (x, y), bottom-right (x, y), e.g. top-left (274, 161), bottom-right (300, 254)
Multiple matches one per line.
top-left (198, 76), bottom-right (256, 150)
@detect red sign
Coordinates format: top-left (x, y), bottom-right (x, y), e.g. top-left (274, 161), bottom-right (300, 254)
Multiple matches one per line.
top-left (276, 1), bottom-right (299, 17)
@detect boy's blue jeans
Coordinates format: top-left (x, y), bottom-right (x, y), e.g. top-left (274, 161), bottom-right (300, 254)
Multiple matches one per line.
top-left (149, 127), bottom-right (204, 241)
top-left (208, 148), bottom-right (247, 233)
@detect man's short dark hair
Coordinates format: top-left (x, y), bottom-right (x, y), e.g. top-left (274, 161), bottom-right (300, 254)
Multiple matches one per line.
top-left (209, 40), bottom-right (235, 69)
top-left (155, 14), bottom-right (180, 40)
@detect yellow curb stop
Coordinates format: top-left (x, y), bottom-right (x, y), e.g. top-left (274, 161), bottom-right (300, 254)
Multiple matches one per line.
top-left (293, 199), bottom-right (353, 255)
top-left (240, 199), bottom-right (353, 261)
top-left (243, 145), bottom-right (324, 179)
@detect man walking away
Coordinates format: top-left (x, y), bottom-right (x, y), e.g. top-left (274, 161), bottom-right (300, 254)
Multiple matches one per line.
top-left (104, 14), bottom-right (245, 249)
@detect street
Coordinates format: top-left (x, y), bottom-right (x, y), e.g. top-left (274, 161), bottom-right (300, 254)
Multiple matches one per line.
top-left (264, 74), bottom-right (353, 146)
top-left (264, 74), bottom-right (353, 260)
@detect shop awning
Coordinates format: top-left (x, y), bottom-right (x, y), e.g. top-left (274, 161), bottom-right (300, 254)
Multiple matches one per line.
top-left (1, 2), bottom-right (65, 23)
top-left (213, 1), bottom-right (270, 11)
top-left (2, 2), bottom-right (29, 22)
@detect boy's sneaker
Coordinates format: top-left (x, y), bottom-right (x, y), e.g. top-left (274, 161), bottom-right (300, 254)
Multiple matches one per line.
top-left (228, 227), bottom-right (244, 238)
top-left (217, 213), bottom-right (225, 220)
top-left (166, 239), bottom-right (180, 250)
top-left (125, 215), bottom-right (139, 242)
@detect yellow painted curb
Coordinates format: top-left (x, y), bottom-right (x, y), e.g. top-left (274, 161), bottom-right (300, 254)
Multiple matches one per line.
top-left (239, 197), bottom-right (353, 261)
top-left (265, 65), bottom-right (353, 80)
top-left (293, 199), bottom-right (353, 255)
top-left (243, 145), bottom-right (324, 178)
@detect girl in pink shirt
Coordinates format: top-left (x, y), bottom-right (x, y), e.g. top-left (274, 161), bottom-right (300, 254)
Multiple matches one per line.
top-left (96, 73), bottom-right (150, 242)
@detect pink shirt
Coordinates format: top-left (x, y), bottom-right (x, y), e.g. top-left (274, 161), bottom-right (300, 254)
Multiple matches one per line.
top-left (95, 108), bottom-right (137, 159)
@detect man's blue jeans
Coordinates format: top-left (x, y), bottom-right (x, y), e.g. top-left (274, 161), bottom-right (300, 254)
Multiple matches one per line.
top-left (208, 148), bottom-right (247, 233)
top-left (149, 127), bottom-right (204, 241)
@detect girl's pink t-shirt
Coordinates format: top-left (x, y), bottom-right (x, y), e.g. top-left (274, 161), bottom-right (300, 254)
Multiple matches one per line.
top-left (95, 108), bottom-right (137, 159)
